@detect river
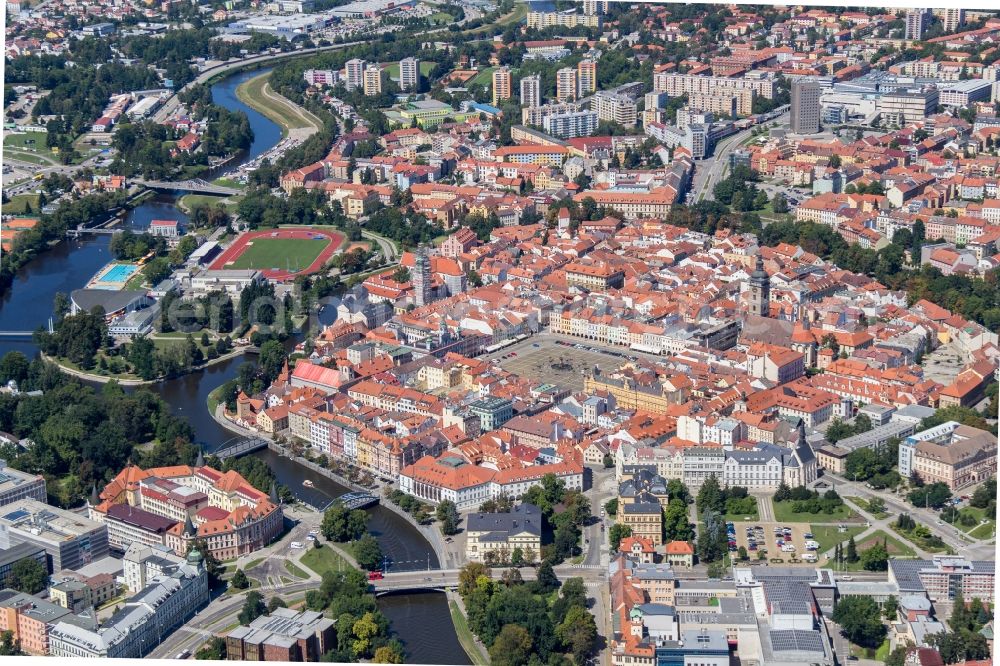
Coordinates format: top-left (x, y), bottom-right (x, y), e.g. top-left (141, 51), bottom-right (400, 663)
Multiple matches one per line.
top-left (0, 66), bottom-right (470, 664)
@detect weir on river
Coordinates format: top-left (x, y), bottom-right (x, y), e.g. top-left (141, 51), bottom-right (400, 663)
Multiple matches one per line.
top-left (0, 66), bottom-right (471, 665)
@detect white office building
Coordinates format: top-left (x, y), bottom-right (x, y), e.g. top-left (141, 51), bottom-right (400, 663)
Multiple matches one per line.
top-left (399, 57), bottom-right (420, 91)
top-left (49, 550), bottom-right (208, 659)
top-left (543, 110), bottom-right (598, 139)
top-left (520, 75), bottom-right (542, 109)
top-left (345, 58), bottom-right (366, 90)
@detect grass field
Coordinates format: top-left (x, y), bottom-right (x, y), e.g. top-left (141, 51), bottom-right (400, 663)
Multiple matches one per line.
top-left (949, 505), bottom-right (996, 535)
top-left (4, 131), bottom-right (47, 149)
top-left (178, 193), bottom-right (241, 214)
top-left (227, 237), bottom-right (328, 271)
top-left (857, 529), bottom-right (916, 557)
top-left (892, 525), bottom-right (953, 554)
top-left (808, 524), bottom-right (866, 553)
top-left (385, 61), bottom-right (436, 79)
top-left (968, 521), bottom-right (996, 540)
top-left (301, 544), bottom-right (352, 577)
top-left (284, 560), bottom-right (309, 580)
top-left (1, 193), bottom-right (40, 215)
top-left (3, 150), bottom-right (52, 165)
top-left (773, 501), bottom-right (859, 523)
top-left (428, 11), bottom-right (456, 24)
top-left (469, 67), bottom-right (497, 87)
top-left (844, 496), bottom-right (889, 519)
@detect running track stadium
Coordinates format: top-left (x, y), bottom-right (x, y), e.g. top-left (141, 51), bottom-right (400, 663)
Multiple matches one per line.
top-left (208, 227), bottom-right (345, 281)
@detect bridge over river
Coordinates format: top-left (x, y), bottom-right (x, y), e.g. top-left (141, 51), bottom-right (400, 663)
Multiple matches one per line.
top-left (370, 564), bottom-right (606, 595)
top-left (136, 178), bottom-right (241, 196)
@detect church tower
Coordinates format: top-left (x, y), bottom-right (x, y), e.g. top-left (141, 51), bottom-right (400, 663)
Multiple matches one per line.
top-left (748, 254), bottom-right (770, 317)
top-left (413, 248), bottom-right (432, 307)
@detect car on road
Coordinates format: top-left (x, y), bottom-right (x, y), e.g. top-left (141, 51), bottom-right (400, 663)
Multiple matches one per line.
top-left (368, 571), bottom-right (384, 580)
top-left (290, 541), bottom-right (303, 549)
top-left (176, 650), bottom-right (191, 659)
top-left (840, 575), bottom-right (853, 581)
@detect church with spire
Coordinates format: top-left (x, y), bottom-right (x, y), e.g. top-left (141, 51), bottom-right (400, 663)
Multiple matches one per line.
top-left (747, 253), bottom-right (771, 318)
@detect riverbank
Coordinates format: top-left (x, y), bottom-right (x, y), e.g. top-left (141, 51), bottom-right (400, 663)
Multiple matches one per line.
top-left (448, 591), bottom-right (490, 665)
top-left (43, 345), bottom-right (247, 385)
top-left (209, 402), bottom-right (456, 567)
top-left (235, 72), bottom-right (324, 140)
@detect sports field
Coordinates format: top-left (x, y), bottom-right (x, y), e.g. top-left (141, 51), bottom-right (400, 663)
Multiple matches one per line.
top-left (227, 238), bottom-right (326, 271)
top-left (209, 227), bottom-right (344, 281)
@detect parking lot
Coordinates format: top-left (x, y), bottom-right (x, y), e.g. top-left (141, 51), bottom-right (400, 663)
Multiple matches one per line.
top-left (730, 521), bottom-right (823, 565)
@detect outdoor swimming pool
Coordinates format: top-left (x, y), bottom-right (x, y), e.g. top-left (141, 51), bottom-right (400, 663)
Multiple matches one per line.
top-left (97, 263), bottom-right (139, 284)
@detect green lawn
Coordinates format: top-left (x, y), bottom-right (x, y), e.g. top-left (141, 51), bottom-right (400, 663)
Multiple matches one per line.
top-left (968, 521), bottom-right (996, 540)
top-left (4, 131), bottom-right (47, 149)
top-left (227, 237), bottom-right (328, 271)
top-left (892, 525), bottom-right (953, 554)
top-left (1, 193), bottom-right (40, 214)
top-left (236, 72), bottom-right (321, 135)
top-left (469, 67), bottom-right (497, 87)
top-left (428, 11), bottom-right (456, 24)
top-left (724, 510), bottom-right (759, 522)
top-left (948, 505), bottom-right (996, 535)
top-left (284, 559), bottom-right (310, 580)
top-left (384, 61), bottom-right (436, 79)
top-left (808, 524), bottom-right (866, 553)
top-left (179, 193), bottom-right (234, 213)
top-left (845, 496), bottom-right (889, 520)
top-left (3, 149), bottom-right (52, 165)
top-left (875, 639), bottom-right (891, 663)
top-left (773, 501), bottom-right (859, 524)
top-left (856, 530), bottom-right (916, 557)
top-left (300, 544), bottom-right (352, 577)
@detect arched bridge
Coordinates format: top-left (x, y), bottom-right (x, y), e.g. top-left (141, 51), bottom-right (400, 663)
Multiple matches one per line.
top-left (136, 178), bottom-right (241, 196)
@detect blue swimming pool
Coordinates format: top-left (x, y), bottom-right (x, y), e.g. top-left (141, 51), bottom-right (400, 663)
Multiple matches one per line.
top-left (99, 264), bottom-right (139, 283)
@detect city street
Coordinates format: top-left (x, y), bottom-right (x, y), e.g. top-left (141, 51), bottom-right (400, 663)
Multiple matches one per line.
top-left (690, 110), bottom-right (790, 201)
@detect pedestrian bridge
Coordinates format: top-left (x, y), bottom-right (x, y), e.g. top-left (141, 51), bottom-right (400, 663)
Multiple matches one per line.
top-left (214, 436), bottom-right (270, 460)
top-left (136, 178), bottom-right (240, 196)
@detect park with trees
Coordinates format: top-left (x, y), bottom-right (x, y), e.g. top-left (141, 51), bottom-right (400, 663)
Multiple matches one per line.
top-left (458, 562), bottom-right (598, 666)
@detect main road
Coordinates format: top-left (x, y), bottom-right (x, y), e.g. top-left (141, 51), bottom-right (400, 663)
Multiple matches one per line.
top-left (151, 561), bottom-right (605, 659)
top-left (690, 110), bottom-right (790, 202)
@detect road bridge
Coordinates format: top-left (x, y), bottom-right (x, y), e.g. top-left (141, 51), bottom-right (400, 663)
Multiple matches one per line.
top-left (370, 564), bottom-right (605, 595)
